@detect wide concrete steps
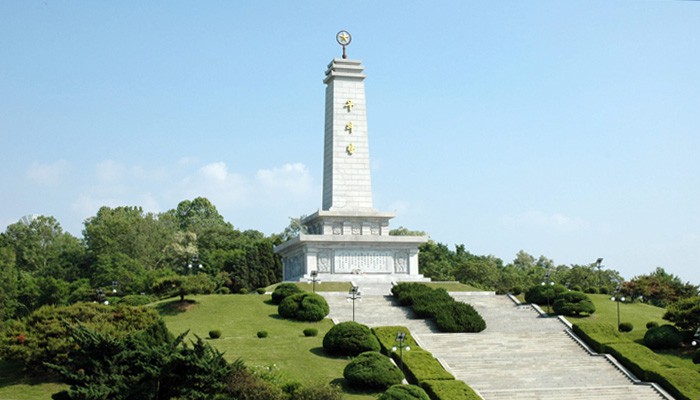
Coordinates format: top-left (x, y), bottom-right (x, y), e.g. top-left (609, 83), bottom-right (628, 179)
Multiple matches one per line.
top-left (320, 289), bottom-right (669, 400)
top-left (479, 385), bottom-right (664, 400)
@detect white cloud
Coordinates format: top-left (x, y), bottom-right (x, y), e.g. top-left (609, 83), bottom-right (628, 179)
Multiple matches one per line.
top-left (26, 160), bottom-right (69, 185)
top-left (256, 163), bottom-right (313, 197)
top-left (96, 160), bottom-right (126, 183)
top-left (501, 210), bottom-right (588, 232)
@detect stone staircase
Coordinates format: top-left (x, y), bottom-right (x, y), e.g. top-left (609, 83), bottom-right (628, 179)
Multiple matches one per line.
top-left (319, 285), bottom-right (671, 400)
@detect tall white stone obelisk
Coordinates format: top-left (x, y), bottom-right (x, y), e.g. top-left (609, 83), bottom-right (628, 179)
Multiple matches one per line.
top-left (274, 31), bottom-right (428, 282)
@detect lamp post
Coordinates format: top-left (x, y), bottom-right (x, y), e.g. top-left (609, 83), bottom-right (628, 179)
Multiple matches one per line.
top-left (112, 280), bottom-right (119, 294)
top-left (610, 287), bottom-right (626, 331)
top-left (391, 332), bottom-right (411, 371)
top-left (691, 327), bottom-right (700, 347)
top-left (541, 273), bottom-right (554, 315)
top-left (187, 254), bottom-right (203, 274)
top-left (347, 286), bottom-right (361, 322)
top-left (95, 289), bottom-right (108, 305)
top-left (308, 270), bottom-right (321, 293)
top-left (596, 258), bottom-right (604, 290)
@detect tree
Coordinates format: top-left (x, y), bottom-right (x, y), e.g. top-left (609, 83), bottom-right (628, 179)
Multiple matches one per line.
top-left (4, 215), bottom-right (85, 280)
top-left (83, 206), bottom-right (176, 271)
top-left (168, 197), bottom-right (229, 235)
top-left (623, 268), bottom-right (698, 307)
top-left (552, 291), bottom-right (596, 316)
top-left (152, 274), bottom-right (216, 302)
top-left (389, 227), bottom-right (427, 236)
top-left (0, 302), bottom-right (160, 370)
top-left (48, 323), bottom-right (231, 400)
top-left (663, 296), bottom-right (700, 330)
top-left (0, 244), bottom-right (19, 320)
top-left (280, 215), bottom-right (308, 241)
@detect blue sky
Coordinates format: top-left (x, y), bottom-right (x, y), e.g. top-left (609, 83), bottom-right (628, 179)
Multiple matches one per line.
top-left (2, 1), bottom-right (699, 284)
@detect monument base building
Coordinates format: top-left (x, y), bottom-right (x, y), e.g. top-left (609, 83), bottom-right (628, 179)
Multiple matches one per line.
top-left (274, 33), bottom-right (428, 283)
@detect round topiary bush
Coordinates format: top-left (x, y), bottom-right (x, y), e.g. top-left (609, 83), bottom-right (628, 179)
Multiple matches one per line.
top-left (552, 291), bottom-right (596, 316)
top-left (209, 329), bottom-right (222, 339)
top-left (378, 384), bottom-right (430, 400)
top-left (644, 324), bottom-right (682, 350)
top-left (256, 288), bottom-right (266, 295)
top-left (510, 286), bottom-right (523, 296)
top-left (434, 302), bottom-right (486, 333)
top-left (693, 349), bottom-right (700, 365)
top-left (323, 321), bottom-right (380, 356)
top-left (525, 284), bottom-right (568, 306)
top-left (278, 292), bottom-right (329, 322)
top-left (239, 288), bottom-right (249, 294)
top-left (257, 330), bottom-right (268, 338)
top-left (585, 287), bottom-right (598, 294)
top-left (646, 321), bottom-right (659, 329)
top-left (343, 351), bottom-right (404, 390)
top-left (271, 283), bottom-right (304, 305)
top-left (303, 328), bottom-right (318, 337)
top-left (618, 322), bottom-right (633, 332)
top-left (570, 285), bottom-right (582, 292)
top-left (599, 287), bottom-right (610, 295)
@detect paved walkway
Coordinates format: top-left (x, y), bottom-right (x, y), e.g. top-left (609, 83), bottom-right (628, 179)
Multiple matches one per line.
top-left (320, 283), bottom-right (669, 400)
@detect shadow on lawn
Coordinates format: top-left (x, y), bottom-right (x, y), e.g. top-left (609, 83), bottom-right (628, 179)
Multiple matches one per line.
top-left (308, 347), bottom-right (351, 360)
top-left (155, 299), bottom-right (197, 316)
top-left (330, 377), bottom-right (382, 397)
top-left (0, 360), bottom-right (61, 389)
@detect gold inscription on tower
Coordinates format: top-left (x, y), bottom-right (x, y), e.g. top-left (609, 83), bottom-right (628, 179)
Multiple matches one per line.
top-left (344, 99), bottom-right (354, 111)
top-left (345, 121), bottom-right (353, 133)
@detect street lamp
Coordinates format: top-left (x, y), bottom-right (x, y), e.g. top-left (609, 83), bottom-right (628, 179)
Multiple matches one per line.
top-left (541, 273), bottom-right (554, 315)
top-left (95, 289), bottom-right (108, 305)
top-left (112, 280), bottom-right (119, 294)
top-left (187, 255), bottom-right (203, 274)
top-left (391, 332), bottom-right (411, 371)
top-left (308, 270), bottom-right (321, 293)
top-left (596, 258), bottom-right (604, 290)
top-left (691, 327), bottom-right (700, 347)
top-left (610, 287), bottom-right (626, 331)
top-left (346, 286), bottom-right (361, 321)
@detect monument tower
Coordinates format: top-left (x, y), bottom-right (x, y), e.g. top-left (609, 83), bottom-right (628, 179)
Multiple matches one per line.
top-left (274, 31), bottom-right (428, 282)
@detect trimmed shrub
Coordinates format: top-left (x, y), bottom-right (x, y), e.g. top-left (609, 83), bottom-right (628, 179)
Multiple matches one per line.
top-left (411, 289), bottom-right (453, 319)
top-left (693, 349), bottom-right (700, 365)
top-left (257, 330), bottom-right (268, 338)
top-left (271, 283), bottom-right (304, 305)
top-left (552, 291), bottom-right (596, 316)
top-left (524, 284), bottom-right (568, 306)
top-left (373, 326), bottom-right (421, 355)
top-left (571, 285), bottom-right (582, 292)
top-left (599, 287), bottom-right (610, 295)
top-left (239, 288), bottom-right (249, 294)
top-left (510, 286), bottom-right (523, 296)
top-left (585, 287), bottom-right (598, 294)
top-left (323, 321), bottom-right (380, 356)
top-left (379, 384), bottom-right (430, 400)
top-left (618, 322), bottom-right (634, 333)
top-left (434, 302), bottom-right (486, 333)
top-left (344, 351), bottom-right (404, 390)
top-left (303, 328), bottom-right (318, 337)
top-left (216, 287), bottom-right (231, 294)
top-left (646, 321), bottom-right (659, 329)
top-left (644, 324), bottom-right (682, 350)
top-left (256, 288), bottom-right (266, 295)
top-left (209, 329), bottom-right (222, 339)
top-left (391, 283), bottom-right (433, 306)
top-left (117, 294), bottom-right (154, 306)
top-left (421, 380), bottom-right (481, 400)
top-left (400, 350), bottom-right (454, 383)
top-left (278, 292), bottom-right (329, 322)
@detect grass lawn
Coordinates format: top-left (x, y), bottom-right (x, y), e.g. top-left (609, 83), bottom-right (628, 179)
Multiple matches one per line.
top-left (569, 294), bottom-right (668, 342)
top-left (0, 360), bottom-right (66, 400)
top-left (158, 294), bottom-right (380, 400)
top-left (424, 281), bottom-right (481, 292)
top-left (568, 294), bottom-right (700, 399)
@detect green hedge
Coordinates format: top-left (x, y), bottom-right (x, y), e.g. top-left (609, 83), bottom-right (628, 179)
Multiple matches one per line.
top-left (400, 351), bottom-right (454, 383)
top-left (420, 380), bottom-right (481, 400)
top-left (573, 322), bottom-right (700, 400)
top-left (373, 326), bottom-right (421, 355)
